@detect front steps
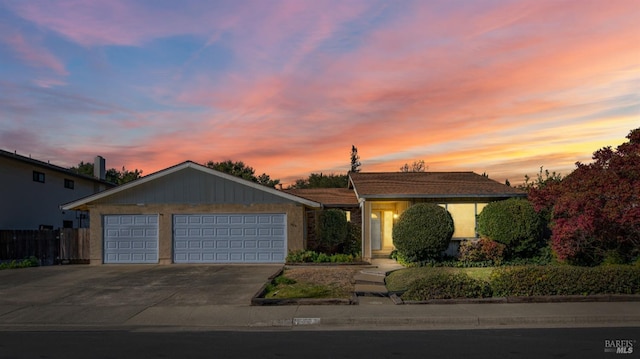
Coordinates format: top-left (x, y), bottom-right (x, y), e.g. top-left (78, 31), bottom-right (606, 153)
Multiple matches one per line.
top-left (354, 258), bottom-right (404, 297)
top-left (354, 271), bottom-right (388, 296)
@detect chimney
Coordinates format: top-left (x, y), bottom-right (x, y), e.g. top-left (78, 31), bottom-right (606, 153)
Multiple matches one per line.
top-left (94, 156), bottom-right (106, 180)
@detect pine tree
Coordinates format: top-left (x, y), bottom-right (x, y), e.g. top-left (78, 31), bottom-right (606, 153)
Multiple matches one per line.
top-left (350, 145), bottom-right (361, 173)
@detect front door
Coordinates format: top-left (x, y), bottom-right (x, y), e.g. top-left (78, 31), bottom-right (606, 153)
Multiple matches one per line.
top-left (371, 211), bottom-right (382, 250)
top-left (371, 210), bottom-right (395, 252)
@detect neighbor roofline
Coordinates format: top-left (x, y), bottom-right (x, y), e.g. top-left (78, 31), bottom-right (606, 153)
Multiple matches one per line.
top-left (1, 149), bottom-right (115, 186)
top-left (358, 193), bottom-right (528, 200)
top-left (62, 161), bottom-right (321, 210)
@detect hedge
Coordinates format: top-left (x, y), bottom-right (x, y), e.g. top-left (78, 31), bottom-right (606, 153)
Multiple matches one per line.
top-left (399, 265), bottom-right (640, 300)
top-left (402, 271), bottom-right (492, 300)
top-left (490, 265), bottom-right (640, 297)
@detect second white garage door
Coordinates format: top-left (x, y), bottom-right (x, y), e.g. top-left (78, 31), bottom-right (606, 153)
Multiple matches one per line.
top-left (173, 214), bottom-right (286, 263)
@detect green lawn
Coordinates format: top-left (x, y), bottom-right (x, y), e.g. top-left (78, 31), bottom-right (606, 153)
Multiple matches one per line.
top-left (262, 275), bottom-right (351, 299)
top-left (386, 267), bottom-right (494, 292)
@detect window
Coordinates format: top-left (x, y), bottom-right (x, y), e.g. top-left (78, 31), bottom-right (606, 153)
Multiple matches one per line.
top-left (445, 203), bottom-right (477, 238)
top-left (64, 179), bottom-right (75, 189)
top-left (33, 171), bottom-right (45, 183)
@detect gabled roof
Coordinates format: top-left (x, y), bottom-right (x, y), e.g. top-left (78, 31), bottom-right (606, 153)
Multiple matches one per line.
top-left (349, 172), bottom-right (526, 199)
top-left (283, 188), bottom-right (358, 207)
top-left (62, 161), bottom-right (321, 210)
top-left (0, 149), bottom-right (114, 186)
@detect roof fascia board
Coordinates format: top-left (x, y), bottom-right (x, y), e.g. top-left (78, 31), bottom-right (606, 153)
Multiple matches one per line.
top-left (347, 174), bottom-right (364, 203)
top-left (62, 161), bottom-right (321, 210)
top-left (359, 193), bottom-right (527, 200)
top-left (61, 162), bottom-right (190, 210)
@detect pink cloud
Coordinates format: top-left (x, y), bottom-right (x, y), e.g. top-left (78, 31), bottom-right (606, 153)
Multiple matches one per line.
top-left (3, 0), bottom-right (637, 187)
top-left (5, 1), bottom-right (234, 46)
top-left (0, 31), bottom-right (68, 78)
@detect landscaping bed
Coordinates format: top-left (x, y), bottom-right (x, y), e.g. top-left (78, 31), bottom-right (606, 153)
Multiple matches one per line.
top-left (251, 265), bottom-right (363, 305)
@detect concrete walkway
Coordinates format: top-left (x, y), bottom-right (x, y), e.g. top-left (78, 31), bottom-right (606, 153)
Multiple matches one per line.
top-left (354, 258), bottom-right (403, 296)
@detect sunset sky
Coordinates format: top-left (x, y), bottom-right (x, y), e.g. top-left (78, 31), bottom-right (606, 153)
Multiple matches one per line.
top-left (1, 0), bottom-right (638, 186)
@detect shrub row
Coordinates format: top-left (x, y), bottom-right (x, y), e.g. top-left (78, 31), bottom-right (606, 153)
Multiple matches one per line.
top-left (402, 272), bottom-right (492, 300)
top-left (490, 265), bottom-right (640, 297)
top-left (401, 265), bottom-right (640, 301)
top-left (286, 250), bottom-right (359, 263)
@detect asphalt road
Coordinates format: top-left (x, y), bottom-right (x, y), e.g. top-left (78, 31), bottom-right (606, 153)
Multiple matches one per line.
top-left (0, 327), bottom-right (637, 359)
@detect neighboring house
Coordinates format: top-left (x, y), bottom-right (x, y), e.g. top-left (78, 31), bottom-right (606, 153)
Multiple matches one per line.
top-left (348, 172), bottom-right (527, 260)
top-left (0, 150), bottom-right (114, 230)
top-left (62, 161), bottom-right (320, 265)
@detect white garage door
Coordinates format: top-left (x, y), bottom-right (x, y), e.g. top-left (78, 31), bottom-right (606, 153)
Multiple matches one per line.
top-left (173, 214), bottom-right (286, 263)
top-left (103, 215), bottom-right (159, 264)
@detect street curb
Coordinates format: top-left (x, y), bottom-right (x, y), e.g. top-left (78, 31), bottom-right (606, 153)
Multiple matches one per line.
top-left (319, 315), bottom-right (640, 328)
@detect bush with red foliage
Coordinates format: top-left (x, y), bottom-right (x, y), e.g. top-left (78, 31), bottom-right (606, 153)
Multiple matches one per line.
top-left (458, 238), bottom-right (506, 264)
top-left (530, 128), bottom-right (640, 265)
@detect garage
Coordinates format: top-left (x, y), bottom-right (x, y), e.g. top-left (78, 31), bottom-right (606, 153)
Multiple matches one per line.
top-left (103, 214), bottom-right (159, 263)
top-left (173, 214), bottom-right (286, 263)
top-left (61, 161), bottom-right (320, 265)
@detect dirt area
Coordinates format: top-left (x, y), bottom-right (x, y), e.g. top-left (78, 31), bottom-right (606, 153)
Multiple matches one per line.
top-left (282, 265), bottom-right (365, 293)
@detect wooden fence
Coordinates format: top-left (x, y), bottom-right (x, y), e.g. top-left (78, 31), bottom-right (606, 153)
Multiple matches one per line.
top-left (0, 229), bottom-right (90, 265)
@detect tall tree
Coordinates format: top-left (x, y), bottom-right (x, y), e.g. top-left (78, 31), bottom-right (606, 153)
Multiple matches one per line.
top-left (288, 173), bottom-right (348, 189)
top-left (399, 160), bottom-right (427, 172)
top-left (205, 160), bottom-right (280, 188)
top-left (70, 161), bottom-right (142, 185)
top-left (349, 145), bottom-right (361, 173)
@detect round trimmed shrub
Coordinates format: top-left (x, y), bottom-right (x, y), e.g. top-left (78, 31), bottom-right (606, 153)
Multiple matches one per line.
top-left (477, 198), bottom-right (544, 258)
top-left (392, 203), bottom-right (454, 262)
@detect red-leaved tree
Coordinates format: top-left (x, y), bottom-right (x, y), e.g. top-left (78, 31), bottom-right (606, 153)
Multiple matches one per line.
top-left (538, 128), bottom-right (640, 264)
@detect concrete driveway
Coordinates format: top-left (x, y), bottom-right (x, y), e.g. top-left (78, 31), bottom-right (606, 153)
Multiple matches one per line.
top-left (0, 264), bottom-right (282, 327)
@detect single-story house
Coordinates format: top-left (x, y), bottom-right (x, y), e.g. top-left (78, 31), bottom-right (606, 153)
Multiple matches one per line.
top-left (348, 172), bottom-right (527, 259)
top-left (62, 161), bottom-right (320, 264)
top-left (62, 161), bottom-right (525, 265)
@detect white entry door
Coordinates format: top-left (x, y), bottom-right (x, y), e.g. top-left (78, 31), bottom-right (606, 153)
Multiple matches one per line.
top-left (103, 215), bottom-right (158, 264)
top-left (173, 214), bottom-right (286, 263)
top-left (371, 211), bottom-right (382, 250)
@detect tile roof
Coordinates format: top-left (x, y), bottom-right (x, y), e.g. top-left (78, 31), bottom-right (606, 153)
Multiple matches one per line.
top-left (283, 188), bottom-right (359, 206)
top-left (349, 172), bottom-right (526, 198)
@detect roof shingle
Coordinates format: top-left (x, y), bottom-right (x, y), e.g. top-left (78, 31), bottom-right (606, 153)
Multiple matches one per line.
top-left (283, 188), bottom-right (359, 206)
top-left (349, 172), bottom-right (525, 198)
